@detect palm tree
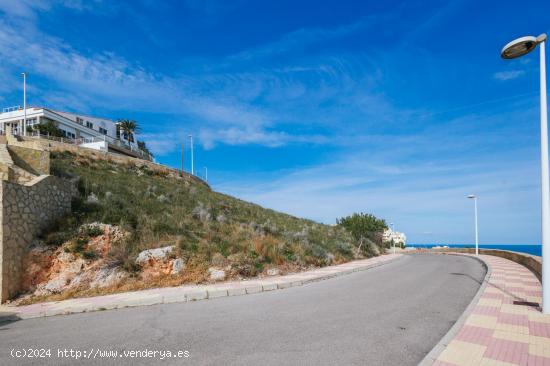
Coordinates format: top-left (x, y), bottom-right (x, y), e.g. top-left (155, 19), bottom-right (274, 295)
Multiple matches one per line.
top-left (117, 119), bottom-right (140, 143)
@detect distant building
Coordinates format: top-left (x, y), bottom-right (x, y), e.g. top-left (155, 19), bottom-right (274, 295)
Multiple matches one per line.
top-left (0, 106), bottom-right (151, 160)
top-left (383, 228), bottom-right (407, 247)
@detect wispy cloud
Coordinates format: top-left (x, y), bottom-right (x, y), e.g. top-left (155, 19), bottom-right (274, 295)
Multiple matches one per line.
top-left (0, 6), bottom-right (407, 153)
top-left (493, 70), bottom-right (525, 81)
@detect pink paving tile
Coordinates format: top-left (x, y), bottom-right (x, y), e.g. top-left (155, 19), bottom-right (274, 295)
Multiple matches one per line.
top-left (484, 338), bottom-right (529, 365)
top-left (507, 286), bottom-right (530, 292)
top-left (527, 354), bottom-right (550, 366)
top-left (473, 305), bottom-right (501, 317)
top-left (498, 313), bottom-right (530, 327)
top-left (529, 321), bottom-right (550, 338)
top-left (482, 292), bottom-right (506, 299)
top-left (455, 325), bottom-right (494, 346)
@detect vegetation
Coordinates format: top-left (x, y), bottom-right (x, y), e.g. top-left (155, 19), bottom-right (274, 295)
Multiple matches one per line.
top-left (44, 151), bottom-right (387, 286)
top-left (137, 140), bottom-right (153, 157)
top-left (336, 213), bottom-right (388, 254)
top-left (28, 120), bottom-right (64, 137)
top-left (117, 119), bottom-right (139, 143)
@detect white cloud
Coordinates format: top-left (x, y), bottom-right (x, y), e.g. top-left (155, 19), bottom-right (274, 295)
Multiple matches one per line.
top-left (493, 70), bottom-right (525, 81)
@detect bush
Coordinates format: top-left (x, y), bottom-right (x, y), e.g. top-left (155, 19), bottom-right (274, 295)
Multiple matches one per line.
top-left (44, 231), bottom-right (74, 246)
top-left (82, 249), bottom-right (99, 260)
top-left (82, 226), bottom-right (104, 237)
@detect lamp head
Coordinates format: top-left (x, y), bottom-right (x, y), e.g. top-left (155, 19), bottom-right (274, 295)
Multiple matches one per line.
top-left (467, 195), bottom-right (476, 199)
top-left (501, 35), bottom-right (544, 59)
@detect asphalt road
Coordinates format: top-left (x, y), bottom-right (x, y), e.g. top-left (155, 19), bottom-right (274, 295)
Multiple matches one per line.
top-left (0, 254), bottom-right (485, 366)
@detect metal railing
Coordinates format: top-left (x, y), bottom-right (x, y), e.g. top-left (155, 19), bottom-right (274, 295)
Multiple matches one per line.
top-left (2, 106), bottom-right (21, 113)
top-left (20, 131), bottom-right (153, 161)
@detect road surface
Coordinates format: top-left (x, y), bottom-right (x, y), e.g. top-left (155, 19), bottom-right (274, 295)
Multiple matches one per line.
top-left (0, 254), bottom-right (485, 366)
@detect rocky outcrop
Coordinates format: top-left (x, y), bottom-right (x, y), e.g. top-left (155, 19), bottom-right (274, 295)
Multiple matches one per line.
top-left (19, 224), bottom-right (128, 299)
top-left (135, 246), bottom-right (174, 266)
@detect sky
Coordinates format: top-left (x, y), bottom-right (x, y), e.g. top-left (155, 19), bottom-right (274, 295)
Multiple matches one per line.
top-left (0, 0), bottom-right (548, 245)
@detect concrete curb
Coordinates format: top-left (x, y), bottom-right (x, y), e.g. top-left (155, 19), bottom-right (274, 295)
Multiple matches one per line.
top-left (417, 253), bottom-right (492, 366)
top-left (5, 254), bottom-right (403, 320)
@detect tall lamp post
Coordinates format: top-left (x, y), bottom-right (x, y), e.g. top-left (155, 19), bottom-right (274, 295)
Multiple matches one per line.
top-left (21, 72), bottom-right (27, 136)
top-left (188, 134), bottom-right (194, 175)
top-left (467, 195), bottom-right (479, 256)
top-left (390, 222), bottom-right (395, 254)
top-left (501, 33), bottom-right (549, 313)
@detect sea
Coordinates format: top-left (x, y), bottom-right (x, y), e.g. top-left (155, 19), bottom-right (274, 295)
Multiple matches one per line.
top-left (408, 244), bottom-right (542, 257)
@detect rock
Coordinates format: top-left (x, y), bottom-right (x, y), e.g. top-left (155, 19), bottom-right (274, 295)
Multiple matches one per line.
top-left (266, 268), bottom-right (280, 276)
top-left (209, 268), bottom-right (226, 281)
top-left (90, 267), bottom-right (126, 288)
top-left (192, 202), bottom-right (211, 222)
top-left (157, 194), bottom-right (170, 203)
top-left (43, 276), bottom-right (69, 293)
top-left (135, 246), bottom-right (174, 265)
top-left (86, 193), bottom-right (99, 204)
top-left (171, 258), bottom-right (185, 274)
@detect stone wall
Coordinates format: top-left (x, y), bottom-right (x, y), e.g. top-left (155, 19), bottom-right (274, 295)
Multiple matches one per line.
top-left (7, 145), bottom-right (50, 175)
top-left (0, 175), bottom-right (74, 302)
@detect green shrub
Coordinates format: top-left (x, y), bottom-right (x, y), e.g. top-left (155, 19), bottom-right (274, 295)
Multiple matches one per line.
top-left (82, 249), bottom-right (99, 260)
top-left (82, 226), bottom-right (104, 237)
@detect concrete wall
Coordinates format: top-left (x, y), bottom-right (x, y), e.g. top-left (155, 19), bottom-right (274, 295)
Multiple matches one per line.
top-left (431, 248), bottom-right (542, 281)
top-left (7, 145), bottom-right (50, 175)
top-left (0, 175), bottom-right (74, 302)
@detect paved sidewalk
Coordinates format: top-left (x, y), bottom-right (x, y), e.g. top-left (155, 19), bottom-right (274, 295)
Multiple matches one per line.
top-left (433, 255), bottom-right (550, 366)
top-left (0, 253), bottom-right (401, 320)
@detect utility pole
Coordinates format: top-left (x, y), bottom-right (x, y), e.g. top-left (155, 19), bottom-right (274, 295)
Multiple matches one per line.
top-left (204, 166), bottom-right (208, 182)
top-left (22, 72), bottom-right (27, 136)
top-left (181, 142), bottom-right (189, 175)
top-left (189, 134), bottom-right (194, 175)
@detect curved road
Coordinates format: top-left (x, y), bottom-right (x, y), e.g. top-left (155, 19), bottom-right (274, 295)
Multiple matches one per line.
top-left (0, 254), bottom-right (485, 366)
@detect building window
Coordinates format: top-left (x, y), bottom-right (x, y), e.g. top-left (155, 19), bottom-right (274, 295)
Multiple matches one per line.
top-left (86, 121), bottom-right (93, 129)
top-left (76, 117), bottom-right (83, 125)
top-left (25, 118), bottom-right (37, 126)
top-left (61, 130), bottom-right (76, 139)
top-left (99, 127), bottom-right (108, 135)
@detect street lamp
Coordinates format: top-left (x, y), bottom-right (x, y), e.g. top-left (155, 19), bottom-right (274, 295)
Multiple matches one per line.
top-left (188, 134), bottom-right (194, 175)
top-left (501, 33), bottom-right (549, 313)
top-left (390, 222), bottom-right (395, 254)
top-left (21, 72), bottom-right (27, 136)
top-left (467, 195), bottom-right (479, 256)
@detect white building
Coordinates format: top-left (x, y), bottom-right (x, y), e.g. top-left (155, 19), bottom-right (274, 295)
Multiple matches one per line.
top-left (383, 228), bottom-right (407, 247)
top-left (0, 106), bottom-right (150, 160)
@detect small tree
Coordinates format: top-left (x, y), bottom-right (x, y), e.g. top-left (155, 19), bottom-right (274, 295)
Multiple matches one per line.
top-left (137, 140), bottom-right (153, 157)
top-left (31, 120), bottom-right (64, 137)
top-left (336, 213), bottom-right (387, 255)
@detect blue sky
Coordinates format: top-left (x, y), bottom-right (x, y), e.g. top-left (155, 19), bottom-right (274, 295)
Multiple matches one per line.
top-left (0, 0), bottom-right (548, 244)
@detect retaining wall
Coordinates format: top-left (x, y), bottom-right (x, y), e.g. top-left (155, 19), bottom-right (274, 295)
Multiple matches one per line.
top-left (0, 175), bottom-right (75, 302)
top-left (430, 248), bottom-right (541, 281)
top-left (7, 145), bottom-right (50, 175)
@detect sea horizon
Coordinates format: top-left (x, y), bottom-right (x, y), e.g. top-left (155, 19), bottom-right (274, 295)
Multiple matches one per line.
top-left (409, 243), bottom-right (542, 256)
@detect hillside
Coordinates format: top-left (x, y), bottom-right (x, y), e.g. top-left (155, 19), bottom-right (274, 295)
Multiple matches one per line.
top-left (17, 150), bottom-right (386, 304)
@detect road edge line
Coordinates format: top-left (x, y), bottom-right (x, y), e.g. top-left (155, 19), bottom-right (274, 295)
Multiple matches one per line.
top-left (416, 253), bottom-right (491, 366)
